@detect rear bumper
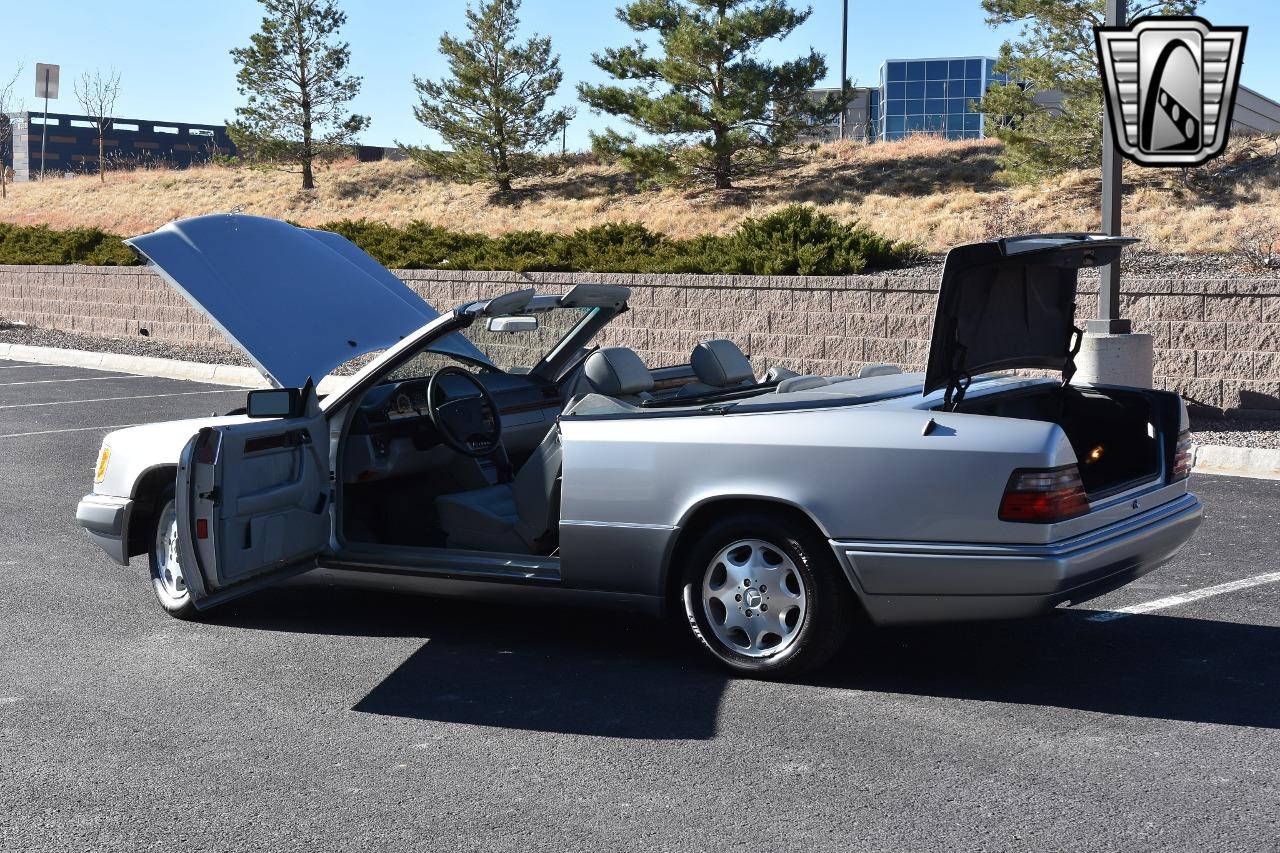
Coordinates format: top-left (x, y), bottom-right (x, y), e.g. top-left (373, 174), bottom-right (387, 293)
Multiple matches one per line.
top-left (832, 493), bottom-right (1203, 625)
top-left (76, 493), bottom-right (134, 566)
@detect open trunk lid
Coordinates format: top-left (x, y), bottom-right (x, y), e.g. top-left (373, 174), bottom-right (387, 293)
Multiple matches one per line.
top-left (126, 214), bottom-right (483, 388)
top-left (924, 234), bottom-right (1139, 406)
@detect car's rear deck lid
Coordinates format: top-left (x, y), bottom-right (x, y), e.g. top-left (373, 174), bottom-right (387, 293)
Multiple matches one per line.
top-left (923, 233), bottom-right (1139, 407)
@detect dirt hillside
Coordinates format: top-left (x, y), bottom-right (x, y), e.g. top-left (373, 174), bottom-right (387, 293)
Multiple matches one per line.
top-left (3, 134), bottom-right (1276, 253)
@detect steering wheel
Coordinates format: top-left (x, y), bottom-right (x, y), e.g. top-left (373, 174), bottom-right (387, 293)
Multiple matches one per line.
top-left (426, 366), bottom-right (503, 458)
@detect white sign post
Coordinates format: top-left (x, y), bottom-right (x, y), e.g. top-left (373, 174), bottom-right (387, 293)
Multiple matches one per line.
top-left (35, 63), bottom-right (59, 181)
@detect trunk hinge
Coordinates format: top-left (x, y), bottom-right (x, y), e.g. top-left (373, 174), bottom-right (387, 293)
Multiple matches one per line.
top-left (942, 329), bottom-right (970, 411)
top-left (943, 373), bottom-right (972, 411)
top-left (1061, 325), bottom-right (1084, 388)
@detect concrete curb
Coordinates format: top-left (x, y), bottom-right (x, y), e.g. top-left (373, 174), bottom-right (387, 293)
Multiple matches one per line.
top-left (0, 344), bottom-right (355, 396)
top-left (0, 343), bottom-right (270, 388)
top-left (1193, 444), bottom-right (1280, 481)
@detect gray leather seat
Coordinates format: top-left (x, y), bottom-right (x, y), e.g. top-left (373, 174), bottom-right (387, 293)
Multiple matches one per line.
top-left (582, 347), bottom-right (654, 403)
top-left (434, 427), bottom-right (563, 554)
top-left (677, 339), bottom-right (757, 397)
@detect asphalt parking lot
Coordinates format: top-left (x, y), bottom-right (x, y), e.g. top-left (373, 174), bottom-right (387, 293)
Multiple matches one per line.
top-left (1, 357), bottom-right (1277, 852)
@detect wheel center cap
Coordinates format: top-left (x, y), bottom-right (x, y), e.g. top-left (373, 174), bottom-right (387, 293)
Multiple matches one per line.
top-left (744, 588), bottom-right (763, 608)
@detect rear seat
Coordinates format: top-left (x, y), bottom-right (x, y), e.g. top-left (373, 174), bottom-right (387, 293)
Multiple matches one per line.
top-left (775, 363), bottom-right (902, 394)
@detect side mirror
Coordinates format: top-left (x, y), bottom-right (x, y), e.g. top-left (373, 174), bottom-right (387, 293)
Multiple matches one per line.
top-left (487, 315), bottom-right (539, 333)
top-left (246, 388), bottom-right (304, 419)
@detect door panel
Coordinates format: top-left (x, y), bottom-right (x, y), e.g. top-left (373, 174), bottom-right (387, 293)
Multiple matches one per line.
top-left (177, 409), bottom-right (330, 609)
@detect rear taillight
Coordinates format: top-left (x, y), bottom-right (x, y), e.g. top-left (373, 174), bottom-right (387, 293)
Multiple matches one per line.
top-left (1171, 429), bottom-right (1192, 481)
top-left (999, 465), bottom-right (1090, 523)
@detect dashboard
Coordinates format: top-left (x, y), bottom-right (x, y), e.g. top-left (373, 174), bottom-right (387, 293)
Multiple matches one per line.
top-left (343, 370), bottom-right (563, 483)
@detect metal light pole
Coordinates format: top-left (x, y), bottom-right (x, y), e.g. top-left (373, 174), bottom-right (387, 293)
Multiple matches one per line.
top-left (1092, 0), bottom-right (1129, 335)
top-left (838, 0), bottom-right (849, 140)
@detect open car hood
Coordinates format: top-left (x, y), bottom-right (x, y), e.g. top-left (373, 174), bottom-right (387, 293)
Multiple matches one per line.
top-left (923, 234), bottom-right (1139, 402)
top-left (126, 214), bottom-right (482, 388)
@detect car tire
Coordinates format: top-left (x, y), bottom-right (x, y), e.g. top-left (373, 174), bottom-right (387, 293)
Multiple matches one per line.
top-left (680, 512), bottom-right (854, 678)
top-left (147, 486), bottom-right (197, 619)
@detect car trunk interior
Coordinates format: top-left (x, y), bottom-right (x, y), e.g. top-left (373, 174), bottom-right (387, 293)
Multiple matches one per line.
top-left (951, 385), bottom-right (1173, 498)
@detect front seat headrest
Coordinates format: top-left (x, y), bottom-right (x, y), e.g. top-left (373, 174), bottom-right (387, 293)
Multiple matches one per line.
top-left (691, 339), bottom-right (755, 387)
top-left (583, 347), bottom-right (654, 396)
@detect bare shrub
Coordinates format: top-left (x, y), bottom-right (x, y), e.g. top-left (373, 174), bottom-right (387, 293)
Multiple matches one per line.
top-left (0, 64), bottom-right (22, 198)
top-left (981, 196), bottom-right (1034, 240)
top-left (1234, 212), bottom-right (1280, 271)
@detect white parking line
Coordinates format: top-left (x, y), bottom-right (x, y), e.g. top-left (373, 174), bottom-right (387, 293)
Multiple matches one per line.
top-left (0, 388), bottom-right (248, 410)
top-left (0, 375), bottom-right (143, 386)
top-left (0, 423), bottom-right (150, 438)
top-left (1088, 570), bottom-right (1280, 622)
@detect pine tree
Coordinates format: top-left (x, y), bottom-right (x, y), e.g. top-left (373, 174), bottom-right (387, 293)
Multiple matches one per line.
top-left (228, 0), bottom-right (369, 190)
top-left (578, 0), bottom-right (841, 189)
top-left (403, 0), bottom-right (570, 194)
top-left (978, 0), bottom-right (1200, 183)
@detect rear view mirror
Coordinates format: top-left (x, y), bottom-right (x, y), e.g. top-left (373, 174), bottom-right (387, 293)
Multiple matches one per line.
top-left (487, 315), bottom-right (539, 333)
top-left (246, 388), bottom-right (303, 419)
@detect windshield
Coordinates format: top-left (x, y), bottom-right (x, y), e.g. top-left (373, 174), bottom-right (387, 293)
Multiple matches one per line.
top-left (380, 306), bottom-right (597, 384)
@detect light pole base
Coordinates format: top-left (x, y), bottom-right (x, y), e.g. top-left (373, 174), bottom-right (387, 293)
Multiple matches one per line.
top-left (1075, 332), bottom-right (1153, 388)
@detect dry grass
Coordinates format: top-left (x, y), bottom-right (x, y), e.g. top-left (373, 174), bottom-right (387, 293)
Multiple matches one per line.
top-left (3, 134), bottom-right (1278, 252)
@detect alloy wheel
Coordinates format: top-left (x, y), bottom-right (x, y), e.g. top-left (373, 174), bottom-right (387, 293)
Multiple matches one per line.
top-left (152, 500), bottom-right (188, 606)
top-left (700, 538), bottom-right (808, 658)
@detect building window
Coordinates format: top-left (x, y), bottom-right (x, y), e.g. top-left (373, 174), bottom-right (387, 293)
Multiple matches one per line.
top-left (877, 56), bottom-right (1003, 143)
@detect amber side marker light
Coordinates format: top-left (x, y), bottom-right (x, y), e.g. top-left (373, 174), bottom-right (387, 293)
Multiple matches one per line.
top-left (999, 465), bottom-right (1090, 523)
top-left (94, 446), bottom-right (111, 484)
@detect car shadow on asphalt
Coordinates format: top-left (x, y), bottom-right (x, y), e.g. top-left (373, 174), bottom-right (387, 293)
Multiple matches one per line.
top-left (812, 610), bottom-right (1280, 730)
top-left (208, 581), bottom-right (1280, 737)
top-left (208, 580), bottom-right (729, 740)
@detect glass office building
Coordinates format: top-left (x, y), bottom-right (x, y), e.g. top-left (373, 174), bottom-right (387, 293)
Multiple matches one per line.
top-left (878, 57), bottom-right (1010, 142)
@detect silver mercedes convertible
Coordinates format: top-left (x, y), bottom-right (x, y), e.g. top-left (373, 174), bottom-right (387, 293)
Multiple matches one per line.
top-left (77, 215), bottom-right (1202, 676)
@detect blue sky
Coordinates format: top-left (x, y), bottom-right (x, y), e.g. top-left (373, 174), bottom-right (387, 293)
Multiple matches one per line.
top-left (6, 0), bottom-right (1277, 150)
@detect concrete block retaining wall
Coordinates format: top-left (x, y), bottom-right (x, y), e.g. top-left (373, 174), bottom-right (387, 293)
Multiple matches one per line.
top-left (2, 264), bottom-right (1279, 413)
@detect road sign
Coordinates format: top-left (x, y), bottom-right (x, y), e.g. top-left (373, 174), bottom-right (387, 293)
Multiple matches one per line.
top-left (35, 64), bottom-right (59, 100)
